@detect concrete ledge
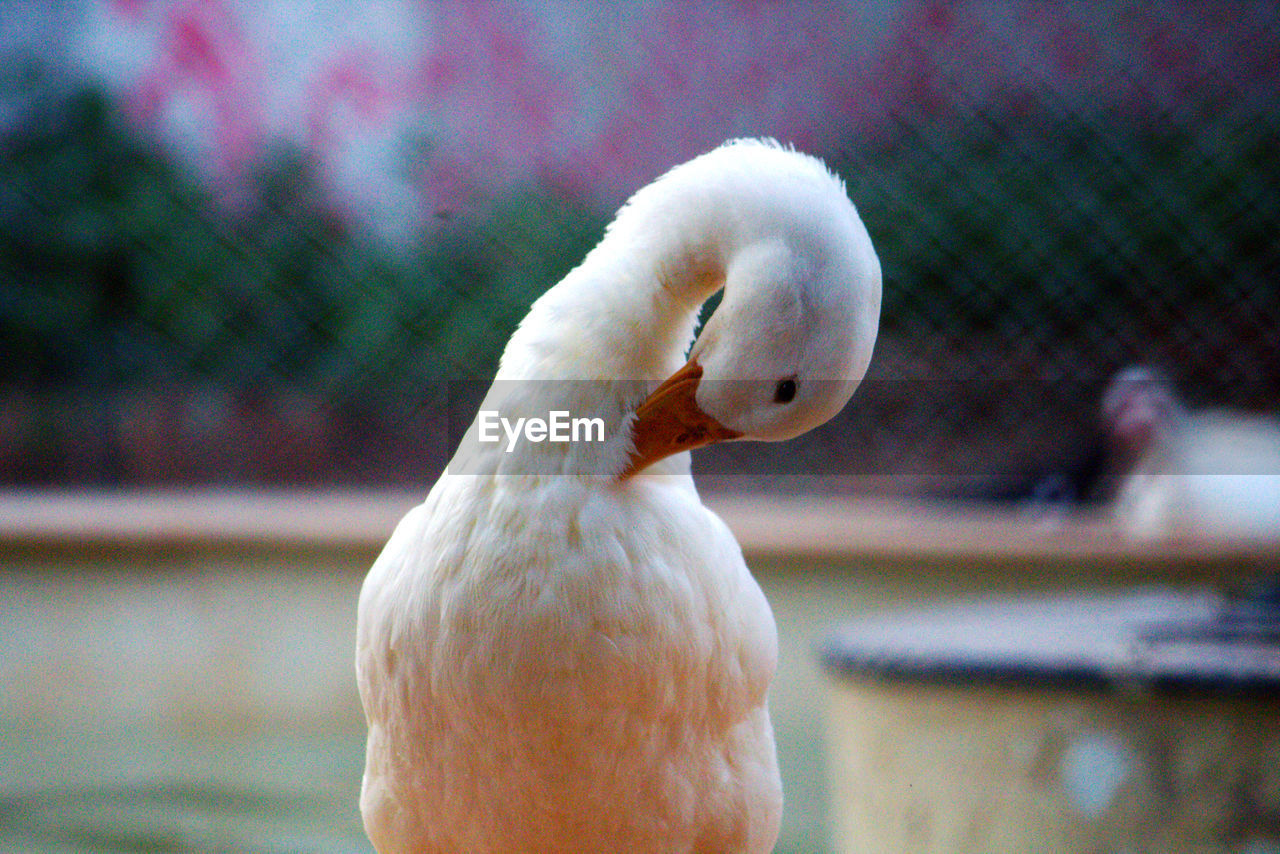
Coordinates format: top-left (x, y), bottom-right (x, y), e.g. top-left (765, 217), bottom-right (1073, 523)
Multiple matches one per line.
top-left (0, 489), bottom-right (1277, 567)
top-left (0, 489), bottom-right (419, 558)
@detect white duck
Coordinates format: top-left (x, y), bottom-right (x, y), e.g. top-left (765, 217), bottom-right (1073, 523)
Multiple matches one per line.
top-left (355, 139), bottom-right (882, 854)
top-left (1103, 365), bottom-right (1280, 542)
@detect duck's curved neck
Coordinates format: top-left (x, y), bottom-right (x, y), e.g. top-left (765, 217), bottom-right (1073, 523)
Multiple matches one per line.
top-left (457, 203), bottom-right (730, 478)
top-left (497, 202), bottom-right (728, 385)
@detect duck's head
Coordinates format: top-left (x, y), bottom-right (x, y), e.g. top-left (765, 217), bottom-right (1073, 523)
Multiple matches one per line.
top-left (621, 145), bottom-right (881, 479)
top-left (1100, 365), bottom-right (1184, 459)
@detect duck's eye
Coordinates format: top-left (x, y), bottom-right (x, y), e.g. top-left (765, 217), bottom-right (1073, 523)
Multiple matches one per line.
top-left (773, 377), bottom-right (798, 404)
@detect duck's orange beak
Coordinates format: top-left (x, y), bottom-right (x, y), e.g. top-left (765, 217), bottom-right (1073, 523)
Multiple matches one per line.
top-left (618, 358), bottom-right (742, 480)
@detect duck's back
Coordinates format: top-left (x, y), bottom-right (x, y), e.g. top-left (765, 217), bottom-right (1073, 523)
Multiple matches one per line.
top-left (355, 472), bottom-right (781, 853)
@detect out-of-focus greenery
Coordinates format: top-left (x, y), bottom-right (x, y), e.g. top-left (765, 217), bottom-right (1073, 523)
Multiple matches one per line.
top-left (2, 72), bottom-right (1277, 485)
top-left (0, 80), bottom-right (608, 400)
top-left (837, 107), bottom-right (1279, 387)
top-left (3, 76), bottom-right (1276, 403)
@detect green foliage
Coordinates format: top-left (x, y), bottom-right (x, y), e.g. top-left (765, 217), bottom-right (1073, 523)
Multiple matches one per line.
top-left (415, 191), bottom-right (609, 380)
top-left (834, 109), bottom-right (1280, 368)
top-left (0, 83), bottom-right (362, 391)
top-left (1, 86), bottom-right (181, 385)
top-left (0, 79), bottom-right (608, 401)
top-left (3, 75), bottom-right (1275, 407)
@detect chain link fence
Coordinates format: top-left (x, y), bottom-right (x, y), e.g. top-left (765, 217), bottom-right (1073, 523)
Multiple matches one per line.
top-left (1, 2), bottom-right (1277, 495)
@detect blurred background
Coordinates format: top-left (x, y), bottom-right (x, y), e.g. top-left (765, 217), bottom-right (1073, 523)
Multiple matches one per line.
top-left (2, 2), bottom-right (1278, 852)
top-left (3, 0), bottom-right (1276, 493)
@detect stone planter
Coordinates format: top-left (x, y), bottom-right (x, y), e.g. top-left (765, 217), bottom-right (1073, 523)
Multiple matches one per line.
top-left (820, 589), bottom-right (1280, 854)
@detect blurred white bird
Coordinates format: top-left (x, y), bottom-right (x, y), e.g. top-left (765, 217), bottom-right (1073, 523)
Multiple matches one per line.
top-left (1103, 365), bottom-right (1280, 542)
top-left (354, 139), bottom-right (881, 853)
